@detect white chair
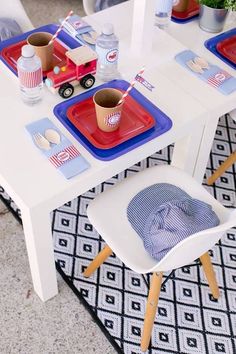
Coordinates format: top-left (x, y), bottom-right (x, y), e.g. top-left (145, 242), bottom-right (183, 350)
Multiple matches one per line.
top-left (83, 0), bottom-right (96, 15)
top-left (229, 108), bottom-right (236, 121)
top-left (2, 0), bottom-right (34, 32)
top-left (82, 0), bottom-right (129, 16)
top-left (83, 165), bottom-right (236, 351)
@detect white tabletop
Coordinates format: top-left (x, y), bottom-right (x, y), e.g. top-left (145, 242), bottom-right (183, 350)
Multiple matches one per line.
top-left (0, 4), bottom-right (209, 213)
top-left (86, 0), bottom-right (236, 116)
top-left (2, 0), bottom-right (235, 302)
top-left (165, 14), bottom-right (236, 116)
top-left (0, 1), bottom-right (236, 210)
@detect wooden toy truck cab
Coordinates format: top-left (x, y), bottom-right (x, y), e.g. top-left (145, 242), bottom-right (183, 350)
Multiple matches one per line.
top-left (45, 46), bottom-right (98, 99)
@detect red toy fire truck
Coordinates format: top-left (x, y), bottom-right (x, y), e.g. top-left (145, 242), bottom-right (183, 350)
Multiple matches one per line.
top-left (45, 46), bottom-right (98, 99)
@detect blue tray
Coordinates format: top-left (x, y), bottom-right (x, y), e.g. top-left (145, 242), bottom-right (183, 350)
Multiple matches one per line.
top-left (171, 14), bottom-right (198, 24)
top-left (205, 28), bottom-right (236, 70)
top-left (53, 80), bottom-right (172, 161)
top-left (0, 24), bottom-right (80, 76)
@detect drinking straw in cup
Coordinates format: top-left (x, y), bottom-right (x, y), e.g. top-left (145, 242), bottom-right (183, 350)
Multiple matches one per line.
top-left (117, 66), bottom-right (145, 105)
top-left (48, 10), bottom-right (74, 45)
top-left (27, 10), bottom-right (73, 71)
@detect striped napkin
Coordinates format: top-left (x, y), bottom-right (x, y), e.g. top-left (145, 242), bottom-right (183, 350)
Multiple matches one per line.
top-left (25, 118), bottom-right (90, 179)
top-left (175, 50), bottom-right (236, 95)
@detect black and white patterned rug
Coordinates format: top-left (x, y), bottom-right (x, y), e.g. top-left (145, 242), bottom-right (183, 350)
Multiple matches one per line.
top-left (1, 115), bottom-right (236, 354)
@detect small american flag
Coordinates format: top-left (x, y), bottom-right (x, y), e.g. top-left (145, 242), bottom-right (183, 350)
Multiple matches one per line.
top-left (18, 67), bottom-right (42, 88)
top-left (49, 145), bottom-right (80, 168)
top-left (135, 74), bottom-right (155, 91)
top-left (207, 71), bottom-right (231, 88)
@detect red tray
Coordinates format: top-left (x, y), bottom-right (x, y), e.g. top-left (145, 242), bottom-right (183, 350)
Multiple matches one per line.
top-left (216, 35), bottom-right (236, 65)
top-left (172, 0), bottom-right (199, 20)
top-left (66, 93), bottom-right (156, 149)
top-left (1, 39), bottom-right (68, 76)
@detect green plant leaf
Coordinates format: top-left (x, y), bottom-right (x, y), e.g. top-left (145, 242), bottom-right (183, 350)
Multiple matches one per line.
top-left (198, 0), bottom-right (236, 9)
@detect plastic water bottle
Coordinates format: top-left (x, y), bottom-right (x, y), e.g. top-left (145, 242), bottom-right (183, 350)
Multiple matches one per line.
top-left (155, 0), bottom-right (173, 29)
top-left (95, 23), bottom-right (119, 82)
top-left (17, 45), bottom-right (43, 105)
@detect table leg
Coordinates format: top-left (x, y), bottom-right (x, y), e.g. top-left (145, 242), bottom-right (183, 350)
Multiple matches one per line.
top-left (131, 0), bottom-right (156, 57)
top-left (192, 116), bottom-right (220, 182)
top-left (21, 205), bottom-right (58, 302)
top-left (171, 122), bottom-right (205, 179)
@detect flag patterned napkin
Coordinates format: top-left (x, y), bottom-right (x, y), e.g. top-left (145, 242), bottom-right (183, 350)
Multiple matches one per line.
top-left (60, 14), bottom-right (92, 36)
top-left (175, 50), bottom-right (236, 95)
top-left (25, 118), bottom-right (90, 179)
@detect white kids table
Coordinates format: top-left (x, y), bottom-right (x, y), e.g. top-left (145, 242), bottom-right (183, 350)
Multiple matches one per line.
top-left (0, 0), bottom-right (235, 301)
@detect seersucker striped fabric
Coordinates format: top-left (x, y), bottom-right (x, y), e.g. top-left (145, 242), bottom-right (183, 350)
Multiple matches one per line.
top-left (127, 183), bottom-right (220, 261)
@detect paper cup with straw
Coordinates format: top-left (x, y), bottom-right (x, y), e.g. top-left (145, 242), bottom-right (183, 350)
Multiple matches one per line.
top-left (27, 10), bottom-right (73, 71)
top-left (93, 67), bottom-right (145, 132)
top-left (93, 88), bottom-right (124, 132)
top-left (48, 10), bottom-right (74, 45)
top-left (27, 32), bottom-right (54, 71)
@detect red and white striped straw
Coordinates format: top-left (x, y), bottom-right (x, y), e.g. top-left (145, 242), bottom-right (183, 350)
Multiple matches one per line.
top-left (117, 66), bottom-right (145, 105)
top-left (48, 10), bottom-right (74, 45)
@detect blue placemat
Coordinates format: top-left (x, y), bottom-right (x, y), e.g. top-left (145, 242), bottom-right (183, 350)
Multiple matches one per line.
top-left (25, 118), bottom-right (90, 179)
top-left (53, 80), bottom-right (173, 161)
top-left (175, 49), bottom-right (236, 95)
top-left (0, 24), bottom-right (80, 76)
top-left (205, 28), bottom-right (236, 70)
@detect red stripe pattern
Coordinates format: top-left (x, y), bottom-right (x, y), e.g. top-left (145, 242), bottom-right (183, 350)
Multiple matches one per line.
top-left (117, 66), bottom-right (145, 105)
top-left (18, 67), bottom-right (42, 88)
top-left (49, 145), bottom-right (80, 168)
top-left (49, 10), bottom-right (73, 45)
top-left (207, 71), bottom-right (231, 88)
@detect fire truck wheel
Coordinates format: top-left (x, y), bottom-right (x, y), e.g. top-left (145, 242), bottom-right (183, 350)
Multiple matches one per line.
top-left (80, 74), bottom-right (95, 89)
top-left (58, 83), bottom-right (74, 99)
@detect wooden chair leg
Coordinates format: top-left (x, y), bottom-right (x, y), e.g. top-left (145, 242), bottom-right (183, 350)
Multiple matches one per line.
top-left (141, 272), bottom-right (163, 352)
top-left (207, 151), bottom-right (236, 185)
top-left (83, 245), bottom-right (113, 278)
top-left (200, 252), bottom-right (220, 299)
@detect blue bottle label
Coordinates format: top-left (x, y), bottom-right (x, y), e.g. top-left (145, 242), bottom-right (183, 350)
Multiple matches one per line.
top-left (96, 46), bottom-right (119, 65)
